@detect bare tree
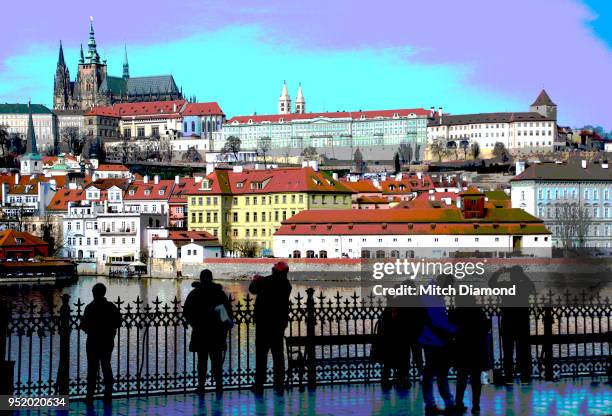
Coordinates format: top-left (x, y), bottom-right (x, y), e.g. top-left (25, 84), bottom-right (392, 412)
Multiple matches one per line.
top-left (428, 138), bottom-right (448, 162)
top-left (159, 136), bottom-right (173, 162)
top-left (231, 239), bottom-right (259, 257)
top-left (60, 127), bottom-right (87, 155)
top-left (556, 202), bottom-right (591, 249)
top-left (257, 137), bottom-right (272, 166)
top-left (398, 143), bottom-right (413, 164)
top-left (493, 142), bottom-right (511, 163)
top-left (222, 136), bottom-right (242, 162)
top-left (301, 146), bottom-right (318, 162)
top-left (460, 140), bottom-right (469, 160)
top-left (0, 125), bottom-right (9, 157)
top-left (470, 142), bottom-right (481, 160)
top-left (182, 146), bottom-right (203, 163)
top-left (354, 147), bottom-right (365, 174)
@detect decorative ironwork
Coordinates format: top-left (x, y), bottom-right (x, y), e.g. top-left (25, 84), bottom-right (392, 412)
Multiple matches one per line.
top-left (1, 289), bottom-right (610, 398)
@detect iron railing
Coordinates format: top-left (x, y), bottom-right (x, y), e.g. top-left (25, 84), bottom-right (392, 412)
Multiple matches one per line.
top-left (1, 289), bottom-right (610, 398)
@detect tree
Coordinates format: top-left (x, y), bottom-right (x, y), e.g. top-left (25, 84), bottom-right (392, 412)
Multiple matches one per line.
top-left (556, 202), bottom-right (591, 249)
top-left (493, 142), bottom-right (511, 163)
top-left (398, 143), bottom-right (413, 165)
top-left (222, 136), bottom-right (241, 162)
top-left (182, 146), bottom-right (203, 163)
top-left (393, 152), bottom-right (401, 174)
top-left (159, 136), bottom-right (173, 162)
top-left (460, 140), bottom-right (469, 160)
top-left (231, 239), bottom-right (259, 257)
top-left (257, 137), bottom-right (272, 166)
top-left (353, 148), bottom-right (365, 174)
top-left (301, 146), bottom-right (318, 161)
top-left (60, 127), bottom-right (87, 155)
top-left (428, 138), bottom-right (447, 162)
top-left (471, 142), bottom-right (481, 160)
top-left (0, 125), bottom-right (9, 157)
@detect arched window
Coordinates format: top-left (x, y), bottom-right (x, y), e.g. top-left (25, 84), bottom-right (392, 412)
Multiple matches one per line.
top-left (361, 250), bottom-right (371, 259)
top-left (183, 122), bottom-right (187, 132)
top-left (202, 121), bottom-right (206, 133)
top-left (390, 250), bottom-right (400, 258)
top-left (207, 120), bottom-right (212, 133)
top-left (292, 250), bottom-right (301, 258)
top-left (148, 218), bottom-right (153, 227)
top-left (376, 250), bottom-right (386, 259)
top-left (191, 121), bottom-right (195, 132)
top-left (319, 250), bottom-right (327, 258)
top-left (306, 250), bottom-right (315, 258)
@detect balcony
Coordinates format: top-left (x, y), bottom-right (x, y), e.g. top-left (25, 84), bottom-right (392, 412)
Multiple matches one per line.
top-left (99, 228), bottom-right (136, 236)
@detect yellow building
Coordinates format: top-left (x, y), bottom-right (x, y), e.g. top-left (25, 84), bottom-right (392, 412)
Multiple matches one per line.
top-left (185, 166), bottom-right (354, 255)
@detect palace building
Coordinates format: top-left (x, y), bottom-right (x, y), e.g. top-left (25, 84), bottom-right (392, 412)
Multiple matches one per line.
top-left (53, 19), bottom-right (182, 111)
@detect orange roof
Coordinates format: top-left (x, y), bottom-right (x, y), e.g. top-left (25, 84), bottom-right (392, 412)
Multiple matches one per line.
top-left (47, 189), bottom-right (86, 211)
top-left (86, 106), bottom-right (119, 117)
top-left (159, 230), bottom-right (219, 242)
top-left (183, 102), bottom-right (224, 116)
top-left (0, 230), bottom-right (48, 247)
top-left (113, 99), bottom-right (185, 117)
top-left (186, 167), bottom-right (355, 195)
top-left (85, 178), bottom-right (130, 191)
top-left (96, 164), bottom-right (129, 172)
top-left (342, 180), bottom-right (381, 193)
top-left (227, 108), bottom-right (430, 124)
top-left (124, 179), bottom-right (175, 200)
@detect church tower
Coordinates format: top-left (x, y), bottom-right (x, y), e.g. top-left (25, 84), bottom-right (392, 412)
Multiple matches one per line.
top-left (53, 41), bottom-right (72, 110)
top-left (20, 103), bottom-right (43, 175)
top-left (73, 18), bottom-right (108, 110)
top-left (123, 45), bottom-right (130, 79)
top-left (530, 89), bottom-right (557, 120)
top-left (295, 83), bottom-right (305, 114)
top-left (278, 81), bottom-right (291, 114)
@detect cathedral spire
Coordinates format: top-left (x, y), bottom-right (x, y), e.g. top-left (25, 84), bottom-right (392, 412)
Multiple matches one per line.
top-left (295, 82), bottom-right (305, 114)
top-left (278, 80), bottom-right (291, 114)
top-left (58, 41), bottom-right (65, 65)
top-left (86, 17), bottom-right (100, 64)
top-left (123, 45), bottom-right (130, 79)
top-left (79, 43), bottom-right (85, 64)
top-left (25, 102), bottom-right (38, 156)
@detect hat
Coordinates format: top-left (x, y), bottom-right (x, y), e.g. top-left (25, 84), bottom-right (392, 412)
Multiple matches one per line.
top-left (272, 261), bottom-right (289, 273)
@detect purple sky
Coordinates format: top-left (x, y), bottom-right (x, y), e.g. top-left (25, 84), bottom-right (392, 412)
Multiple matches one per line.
top-left (1, 0), bottom-right (610, 128)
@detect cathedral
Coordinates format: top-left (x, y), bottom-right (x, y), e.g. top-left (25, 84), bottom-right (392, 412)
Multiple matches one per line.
top-left (53, 19), bottom-right (182, 111)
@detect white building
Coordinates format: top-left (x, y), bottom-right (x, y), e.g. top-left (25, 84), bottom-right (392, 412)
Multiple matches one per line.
top-left (510, 160), bottom-right (612, 249)
top-left (93, 164), bottom-right (131, 179)
top-left (274, 189), bottom-right (552, 258)
top-left (427, 90), bottom-right (558, 158)
top-left (151, 230), bottom-right (222, 261)
top-left (0, 103), bottom-right (56, 153)
top-left (54, 109), bottom-right (86, 138)
top-left (62, 200), bottom-right (166, 263)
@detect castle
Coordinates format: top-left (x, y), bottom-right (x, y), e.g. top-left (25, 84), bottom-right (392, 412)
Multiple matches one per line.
top-left (53, 19), bottom-right (182, 111)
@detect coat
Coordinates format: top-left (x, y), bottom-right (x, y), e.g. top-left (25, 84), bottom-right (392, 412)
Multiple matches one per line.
top-left (80, 297), bottom-right (122, 353)
top-left (183, 281), bottom-right (232, 352)
top-left (417, 284), bottom-right (457, 348)
top-left (448, 307), bottom-right (492, 371)
top-left (249, 273), bottom-right (292, 332)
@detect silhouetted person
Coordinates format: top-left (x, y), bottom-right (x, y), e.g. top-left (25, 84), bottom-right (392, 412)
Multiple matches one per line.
top-left (80, 283), bottom-right (121, 404)
top-left (449, 294), bottom-right (492, 414)
top-left (249, 261), bottom-right (292, 393)
top-left (379, 281), bottom-right (424, 390)
top-left (489, 266), bottom-right (535, 384)
top-left (184, 269), bottom-right (232, 393)
top-left (418, 275), bottom-right (457, 415)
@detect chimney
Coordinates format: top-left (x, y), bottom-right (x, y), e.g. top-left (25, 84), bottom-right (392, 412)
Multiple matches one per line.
top-left (396, 172), bottom-right (403, 181)
top-left (430, 106), bottom-right (435, 117)
top-left (581, 160), bottom-right (587, 169)
top-left (14, 173), bottom-right (19, 185)
top-left (154, 175), bottom-right (160, 185)
top-left (144, 175), bottom-right (149, 184)
top-left (173, 103), bottom-right (177, 112)
top-left (515, 160), bottom-right (526, 176)
top-left (308, 160), bottom-right (319, 171)
top-left (301, 161), bottom-right (308, 168)
top-left (233, 165), bottom-right (243, 173)
top-left (438, 106), bottom-right (443, 117)
top-left (416, 172), bottom-right (423, 180)
top-left (602, 160), bottom-right (609, 169)
top-left (332, 172), bottom-right (339, 180)
top-left (206, 163), bottom-right (215, 175)
top-left (175, 175), bottom-right (180, 184)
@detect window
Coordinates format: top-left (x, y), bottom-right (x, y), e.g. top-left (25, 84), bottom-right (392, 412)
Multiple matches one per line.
top-left (137, 127), bottom-right (145, 137)
top-left (152, 126), bottom-right (159, 136)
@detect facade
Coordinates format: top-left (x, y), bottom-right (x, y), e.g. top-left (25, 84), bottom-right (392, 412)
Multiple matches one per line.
top-left (0, 104), bottom-right (56, 153)
top-left (185, 166), bottom-right (354, 254)
top-left (510, 161), bottom-right (612, 249)
top-left (427, 90), bottom-right (558, 158)
top-left (151, 230), bottom-right (221, 261)
top-left (219, 108), bottom-right (430, 162)
top-left (0, 230), bottom-right (49, 260)
top-left (85, 106), bottom-right (120, 142)
top-left (53, 21), bottom-right (182, 111)
top-left (274, 190), bottom-right (552, 259)
top-left (54, 109), bottom-right (86, 138)
top-left (93, 164), bottom-right (131, 179)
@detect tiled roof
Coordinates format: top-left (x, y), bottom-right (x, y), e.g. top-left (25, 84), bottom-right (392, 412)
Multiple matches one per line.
top-left (186, 167), bottom-right (355, 195)
top-left (0, 230), bottom-right (48, 247)
top-left (342, 180), bottom-right (381, 193)
top-left (512, 162), bottom-right (612, 182)
top-left (96, 164), bottom-right (129, 172)
top-left (276, 206), bottom-right (549, 236)
top-left (531, 89), bottom-right (556, 107)
top-left (227, 108), bottom-right (430, 124)
top-left (428, 112), bottom-right (554, 127)
top-left (0, 104), bottom-right (52, 114)
top-left (160, 230), bottom-right (218, 242)
top-left (124, 179), bottom-right (175, 200)
top-left (86, 106), bottom-right (119, 117)
top-left (380, 175), bottom-right (435, 194)
top-left (100, 75), bottom-right (180, 97)
top-left (183, 102), bottom-right (224, 116)
top-left (47, 189), bottom-right (86, 211)
top-left (85, 178), bottom-right (130, 191)
top-left (113, 99), bottom-right (185, 117)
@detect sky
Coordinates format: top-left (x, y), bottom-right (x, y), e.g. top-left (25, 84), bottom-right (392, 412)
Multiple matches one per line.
top-left (0, 0), bottom-right (610, 129)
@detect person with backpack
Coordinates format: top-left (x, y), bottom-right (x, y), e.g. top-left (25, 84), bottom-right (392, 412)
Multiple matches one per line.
top-left (249, 261), bottom-right (292, 394)
top-left (183, 269), bottom-right (233, 393)
top-left (80, 283), bottom-right (122, 404)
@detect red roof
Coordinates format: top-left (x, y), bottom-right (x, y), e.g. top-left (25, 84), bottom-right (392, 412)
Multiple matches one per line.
top-left (0, 230), bottom-right (48, 247)
top-left (227, 108), bottom-right (430, 124)
top-left (158, 230), bottom-right (219, 242)
top-left (47, 189), bottom-right (86, 211)
top-left (96, 164), bottom-right (129, 172)
top-left (124, 179), bottom-right (175, 200)
top-left (342, 180), bottom-right (381, 193)
top-left (85, 178), bottom-right (130, 191)
top-left (86, 106), bottom-right (120, 117)
top-left (186, 167), bottom-right (355, 195)
top-left (183, 102), bottom-right (224, 116)
top-left (113, 99), bottom-right (186, 117)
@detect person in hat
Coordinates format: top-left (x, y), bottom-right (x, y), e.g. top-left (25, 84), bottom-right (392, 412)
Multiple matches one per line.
top-left (249, 261), bottom-right (292, 393)
top-left (184, 269), bottom-right (232, 393)
top-left (80, 283), bottom-right (122, 404)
